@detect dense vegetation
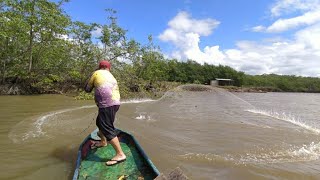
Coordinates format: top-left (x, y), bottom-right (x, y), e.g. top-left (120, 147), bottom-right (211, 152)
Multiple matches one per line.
top-left (242, 74), bottom-right (320, 92)
top-left (1, 0), bottom-right (320, 97)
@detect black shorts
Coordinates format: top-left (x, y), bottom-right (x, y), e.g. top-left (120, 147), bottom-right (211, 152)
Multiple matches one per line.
top-left (96, 105), bottom-right (120, 141)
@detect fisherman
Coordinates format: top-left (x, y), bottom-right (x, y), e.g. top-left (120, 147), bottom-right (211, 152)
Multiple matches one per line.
top-left (84, 60), bottom-right (126, 166)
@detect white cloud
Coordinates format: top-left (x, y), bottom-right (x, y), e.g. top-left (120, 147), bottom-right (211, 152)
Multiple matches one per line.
top-left (159, 11), bottom-right (320, 77)
top-left (224, 39), bottom-right (315, 76)
top-left (159, 11), bottom-right (220, 45)
top-left (226, 33), bottom-right (320, 76)
top-left (159, 11), bottom-right (222, 64)
top-left (252, 0), bottom-right (320, 33)
top-left (252, 25), bottom-right (266, 32)
top-left (270, 0), bottom-right (320, 17)
top-left (266, 10), bottom-right (320, 32)
top-left (295, 23), bottom-right (320, 49)
top-left (91, 27), bottom-right (103, 37)
top-left (56, 34), bottom-right (75, 42)
top-left (168, 11), bottom-right (220, 36)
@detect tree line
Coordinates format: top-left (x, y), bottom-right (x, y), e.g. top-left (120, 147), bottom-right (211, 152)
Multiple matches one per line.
top-left (1, 0), bottom-right (320, 95)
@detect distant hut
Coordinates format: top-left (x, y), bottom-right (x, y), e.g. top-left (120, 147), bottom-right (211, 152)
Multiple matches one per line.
top-left (210, 78), bottom-right (233, 86)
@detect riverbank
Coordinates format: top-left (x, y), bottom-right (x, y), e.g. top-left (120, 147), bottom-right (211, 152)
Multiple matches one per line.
top-left (220, 86), bottom-right (275, 93)
top-left (220, 86), bottom-right (320, 93)
top-left (0, 80), bottom-right (182, 99)
top-left (1, 80), bottom-right (318, 97)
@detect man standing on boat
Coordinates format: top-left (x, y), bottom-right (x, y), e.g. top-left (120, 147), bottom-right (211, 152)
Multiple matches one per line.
top-left (84, 60), bottom-right (126, 166)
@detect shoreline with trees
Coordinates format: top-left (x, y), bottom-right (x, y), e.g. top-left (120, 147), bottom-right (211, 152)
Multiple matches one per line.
top-left (1, 0), bottom-right (320, 98)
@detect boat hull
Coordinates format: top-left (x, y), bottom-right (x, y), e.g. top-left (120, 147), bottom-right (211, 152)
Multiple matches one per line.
top-left (73, 129), bottom-right (159, 180)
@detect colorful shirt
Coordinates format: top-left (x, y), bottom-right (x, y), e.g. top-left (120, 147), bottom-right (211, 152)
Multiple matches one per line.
top-left (85, 70), bottom-right (120, 108)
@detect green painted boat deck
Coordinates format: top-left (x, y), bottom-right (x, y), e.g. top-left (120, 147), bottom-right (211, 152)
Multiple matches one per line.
top-left (78, 141), bottom-right (155, 180)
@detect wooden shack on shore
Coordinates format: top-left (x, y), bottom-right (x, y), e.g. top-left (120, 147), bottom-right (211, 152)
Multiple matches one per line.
top-left (210, 78), bottom-right (233, 86)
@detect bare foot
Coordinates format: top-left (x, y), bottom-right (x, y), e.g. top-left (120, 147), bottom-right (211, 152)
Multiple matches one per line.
top-left (90, 141), bottom-right (107, 150)
top-left (106, 155), bottom-right (126, 166)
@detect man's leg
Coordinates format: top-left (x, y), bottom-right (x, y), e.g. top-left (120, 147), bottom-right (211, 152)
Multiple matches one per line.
top-left (97, 130), bottom-right (107, 145)
top-left (91, 129), bottom-right (107, 149)
top-left (106, 136), bottom-right (126, 165)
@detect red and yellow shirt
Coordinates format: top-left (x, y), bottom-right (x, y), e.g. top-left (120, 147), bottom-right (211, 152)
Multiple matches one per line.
top-left (85, 70), bottom-right (120, 108)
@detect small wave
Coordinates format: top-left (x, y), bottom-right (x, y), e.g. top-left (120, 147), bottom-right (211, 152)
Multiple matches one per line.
top-left (246, 109), bottom-right (320, 135)
top-left (15, 99), bottom-right (156, 142)
top-left (178, 153), bottom-right (235, 165)
top-left (135, 114), bottom-right (147, 120)
top-left (179, 142), bottom-right (320, 165)
top-left (239, 142), bottom-right (320, 164)
top-left (290, 142), bottom-right (320, 160)
top-left (20, 105), bottom-right (95, 141)
top-left (135, 113), bottom-right (156, 122)
top-left (121, 99), bottom-right (156, 104)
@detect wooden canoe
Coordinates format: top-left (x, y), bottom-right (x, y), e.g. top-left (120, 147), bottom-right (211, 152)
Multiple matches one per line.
top-left (73, 129), bottom-right (160, 180)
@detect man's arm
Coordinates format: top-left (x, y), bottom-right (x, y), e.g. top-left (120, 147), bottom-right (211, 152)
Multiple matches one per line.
top-left (84, 73), bottom-right (95, 93)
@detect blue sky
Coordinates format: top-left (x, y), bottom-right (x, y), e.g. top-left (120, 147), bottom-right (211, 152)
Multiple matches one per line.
top-left (61, 0), bottom-right (320, 77)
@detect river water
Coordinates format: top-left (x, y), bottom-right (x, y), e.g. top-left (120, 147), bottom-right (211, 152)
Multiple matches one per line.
top-left (1, 88), bottom-right (320, 180)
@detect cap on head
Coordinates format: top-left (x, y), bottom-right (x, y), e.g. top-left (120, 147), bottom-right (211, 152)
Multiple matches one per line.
top-left (99, 60), bottom-right (111, 70)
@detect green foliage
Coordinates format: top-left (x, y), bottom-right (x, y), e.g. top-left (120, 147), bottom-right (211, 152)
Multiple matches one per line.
top-left (242, 74), bottom-right (320, 92)
top-left (68, 70), bottom-right (82, 81)
top-left (1, 0), bottom-right (319, 96)
top-left (1, 0), bottom-right (71, 81)
top-left (75, 91), bottom-right (94, 100)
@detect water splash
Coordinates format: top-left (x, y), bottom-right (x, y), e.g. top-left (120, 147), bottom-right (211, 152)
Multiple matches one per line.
top-left (121, 99), bottom-right (156, 104)
top-left (290, 142), bottom-right (320, 160)
top-left (246, 109), bottom-right (320, 135)
top-left (179, 142), bottom-right (320, 165)
top-left (21, 105), bottom-right (95, 141)
top-left (156, 91), bottom-right (177, 101)
top-left (134, 112), bottom-right (156, 122)
top-left (135, 113), bottom-right (151, 120)
top-left (239, 142), bottom-right (320, 164)
top-left (215, 88), bottom-right (255, 108)
top-left (16, 99), bottom-right (156, 141)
